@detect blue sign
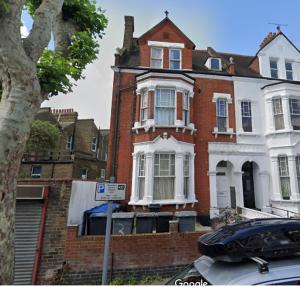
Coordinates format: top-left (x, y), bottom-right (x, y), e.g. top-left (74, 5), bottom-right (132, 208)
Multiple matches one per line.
top-left (98, 184), bottom-right (105, 193)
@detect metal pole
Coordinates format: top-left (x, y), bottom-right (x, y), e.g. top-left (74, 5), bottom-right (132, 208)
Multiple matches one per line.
top-left (101, 200), bottom-right (113, 285)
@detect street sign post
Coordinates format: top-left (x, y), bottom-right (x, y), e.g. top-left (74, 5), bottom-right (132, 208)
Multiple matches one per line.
top-left (95, 182), bottom-right (126, 285)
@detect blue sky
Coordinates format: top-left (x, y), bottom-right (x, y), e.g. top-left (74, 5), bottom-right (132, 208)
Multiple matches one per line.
top-left (22, 0), bottom-right (300, 128)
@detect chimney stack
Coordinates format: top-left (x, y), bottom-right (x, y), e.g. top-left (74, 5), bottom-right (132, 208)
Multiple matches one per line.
top-left (123, 16), bottom-right (134, 51)
top-left (227, 57), bottom-right (235, 74)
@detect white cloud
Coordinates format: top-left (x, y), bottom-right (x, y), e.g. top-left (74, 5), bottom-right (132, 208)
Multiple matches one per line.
top-left (21, 23), bottom-right (29, 38)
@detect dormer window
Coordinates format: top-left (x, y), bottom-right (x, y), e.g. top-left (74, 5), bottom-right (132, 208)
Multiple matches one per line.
top-left (210, 58), bottom-right (221, 71)
top-left (270, 59), bottom-right (278, 78)
top-left (169, 48), bottom-right (181, 70)
top-left (151, 47), bottom-right (163, 68)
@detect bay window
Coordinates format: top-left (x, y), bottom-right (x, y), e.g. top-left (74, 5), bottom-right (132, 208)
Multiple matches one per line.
top-left (296, 156), bottom-right (300, 194)
top-left (138, 154), bottom-right (146, 200)
top-left (154, 153), bottom-right (175, 200)
top-left (155, 88), bottom-right (176, 125)
top-left (273, 98), bottom-right (284, 130)
top-left (183, 154), bottom-right (189, 199)
top-left (289, 99), bottom-right (300, 130)
top-left (169, 48), bottom-right (181, 70)
top-left (151, 47), bottom-right (163, 68)
top-left (241, 101), bottom-right (252, 132)
top-left (183, 92), bottom-right (189, 126)
top-left (278, 155), bottom-right (291, 200)
top-left (216, 99), bottom-right (227, 132)
top-left (140, 91), bottom-right (148, 125)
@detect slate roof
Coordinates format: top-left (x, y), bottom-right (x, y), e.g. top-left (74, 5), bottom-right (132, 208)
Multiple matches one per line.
top-left (118, 43), bottom-right (260, 78)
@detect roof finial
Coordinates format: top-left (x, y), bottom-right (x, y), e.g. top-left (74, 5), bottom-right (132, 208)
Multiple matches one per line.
top-left (164, 10), bottom-right (169, 18)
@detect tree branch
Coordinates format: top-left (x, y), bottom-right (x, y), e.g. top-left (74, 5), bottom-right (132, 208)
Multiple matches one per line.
top-left (23, 0), bottom-right (64, 63)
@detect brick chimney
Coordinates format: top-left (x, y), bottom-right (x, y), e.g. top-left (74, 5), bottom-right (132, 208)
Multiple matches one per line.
top-left (123, 16), bottom-right (134, 51)
top-left (227, 57), bottom-right (235, 74)
top-left (259, 32), bottom-right (277, 50)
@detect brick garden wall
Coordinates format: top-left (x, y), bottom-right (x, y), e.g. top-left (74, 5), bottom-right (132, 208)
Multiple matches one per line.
top-left (64, 226), bottom-right (205, 284)
top-left (17, 178), bottom-right (73, 284)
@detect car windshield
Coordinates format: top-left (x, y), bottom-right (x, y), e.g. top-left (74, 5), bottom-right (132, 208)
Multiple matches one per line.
top-left (166, 264), bottom-right (211, 285)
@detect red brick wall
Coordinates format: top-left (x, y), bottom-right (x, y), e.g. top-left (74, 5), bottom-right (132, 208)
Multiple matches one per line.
top-left (138, 21), bottom-right (193, 69)
top-left (193, 78), bottom-right (236, 214)
top-left (65, 226), bottom-right (204, 277)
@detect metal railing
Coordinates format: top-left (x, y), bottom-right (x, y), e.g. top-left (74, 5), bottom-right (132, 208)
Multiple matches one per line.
top-left (237, 206), bottom-right (282, 219)
top-left (267, 205), bottom-right (300, 218)
top-left (22, 152), bottom-right (75, 162)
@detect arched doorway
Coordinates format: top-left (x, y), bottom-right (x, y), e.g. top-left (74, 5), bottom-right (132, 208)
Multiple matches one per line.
top-left (242, 161), bottom-right (257, 209)
top-left (216, 160), bottom-right (233, 209)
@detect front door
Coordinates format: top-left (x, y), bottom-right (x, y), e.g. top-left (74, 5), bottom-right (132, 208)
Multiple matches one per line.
top-left (242, 162), bottom-right (256, 209)
top-left (217, 173), bottom-right (230, 208)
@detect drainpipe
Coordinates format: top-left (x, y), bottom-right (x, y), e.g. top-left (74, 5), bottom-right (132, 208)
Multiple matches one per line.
top-left (32, 186), bottom-right (49, 285)
top-left (111, 68), bottom-right (122, 181)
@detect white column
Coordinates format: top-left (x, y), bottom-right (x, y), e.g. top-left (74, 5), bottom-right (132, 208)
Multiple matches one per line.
top-left (233, 171), bottom-right (244, 208)
top-left (208, 171), bottom-right (218, 218)
top-left (144, 152), bottom-right (154, 203)
top-left (129, 153), bottom-right (139, 204)
top-left (282, 96), bottom-right (292, 130)
top-left (288, 156), bottom-right (300, 200)
top-left (258, 171), bottom-right (271, 212)
top-left (271, 156), bottom-right (281, 200)
top-left (188, 153), bottom-right (196, 202)
top-left (175, 153), bottom-right (184, 202)
top-left (265, 99), bottom-right (275, 132)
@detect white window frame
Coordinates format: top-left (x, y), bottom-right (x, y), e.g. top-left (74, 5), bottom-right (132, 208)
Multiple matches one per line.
top-left (91, 136), bottom-right (97, 152)
top-left (31, 165), bottom-right (42, 178)
top-left (183, 154), bottom-right (189, 199)
top-left (140, 90), bottom-right (148, 125)
top-left (216, 98), bottom-right (228, 132)
top-left (150, 47), bottom-right (163, 69)
top-left (153, 153), bottom-right (175, 200)
top-left (155, 88), bottom-right (176, 126)
top-left (66, 135), bottom-right (73, 151)
top-left (210, 58), bottom-right (221, 71)
top-left (273, 98), bottom-right (285, 130)
top-left (296, 155), bottom-right (300, 193)
top-left (80, 168), bottom-right (88, 179)
top-left (285, 61), bottom-right (293, 80)
top-left (138, 153), bottom-right (146, 200)
top-left (241, 101), bottom-right (252, 132)
top-left (169, 48), bottom-right (181, 70)
top-left (289, 98), bottom-right (300, 130)
top-left (270, 58), bottom-right (278, 79)
top-left (278, 155), bottom-right (291, 200)
top-left (183, 91), bottom-right (190, 126)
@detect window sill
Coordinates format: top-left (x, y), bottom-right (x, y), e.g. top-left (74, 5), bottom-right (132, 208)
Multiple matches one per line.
top-left (212, 128), bottom-right (235, 138)
top-left (265, 129), bottom-right (300, 137)
top-left (236, 131), bottom-right (260, 137)
top-left (132, 121), bottom-right (197, 135)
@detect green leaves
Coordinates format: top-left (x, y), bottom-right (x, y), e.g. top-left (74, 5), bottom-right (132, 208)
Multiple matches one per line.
top-left (62, 0), bottom-right (108, 38)
top-left (24, 0), bottom-right (107, 97)
top-left (0, 0), bottom-right (10, 16)
top-left (26, 120), bottom-right (61, 153)
top-left (37, 50), bottom-right (75, 96)
top-left (38, 31), bottom-right (99, 96)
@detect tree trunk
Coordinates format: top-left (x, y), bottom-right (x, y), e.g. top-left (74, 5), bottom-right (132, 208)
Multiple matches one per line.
top-left (0, 3), bottom-right (42, 284)
top-left (0, 62), bottom-right (42, 285)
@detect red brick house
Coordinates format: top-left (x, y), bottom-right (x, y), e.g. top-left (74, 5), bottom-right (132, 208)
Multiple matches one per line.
top-left (107, 15), bottom-right (260, 222)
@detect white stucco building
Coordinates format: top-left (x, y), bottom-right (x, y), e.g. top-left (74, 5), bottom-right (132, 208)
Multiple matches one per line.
top-left (209, 30), bottom-right (300, 217)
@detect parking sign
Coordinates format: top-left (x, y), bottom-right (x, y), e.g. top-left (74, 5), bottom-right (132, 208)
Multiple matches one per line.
top-left (95, 183), bottom-right (126, 201)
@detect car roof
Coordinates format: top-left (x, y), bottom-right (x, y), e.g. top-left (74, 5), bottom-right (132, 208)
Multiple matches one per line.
top-left (194, 255), bottom-right (300, 285)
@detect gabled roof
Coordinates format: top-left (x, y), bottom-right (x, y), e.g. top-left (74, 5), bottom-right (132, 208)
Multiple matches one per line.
top-left (249, 31), bottom-right (300, 66)
top-left (138, 17), bottom-right (196, 49)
